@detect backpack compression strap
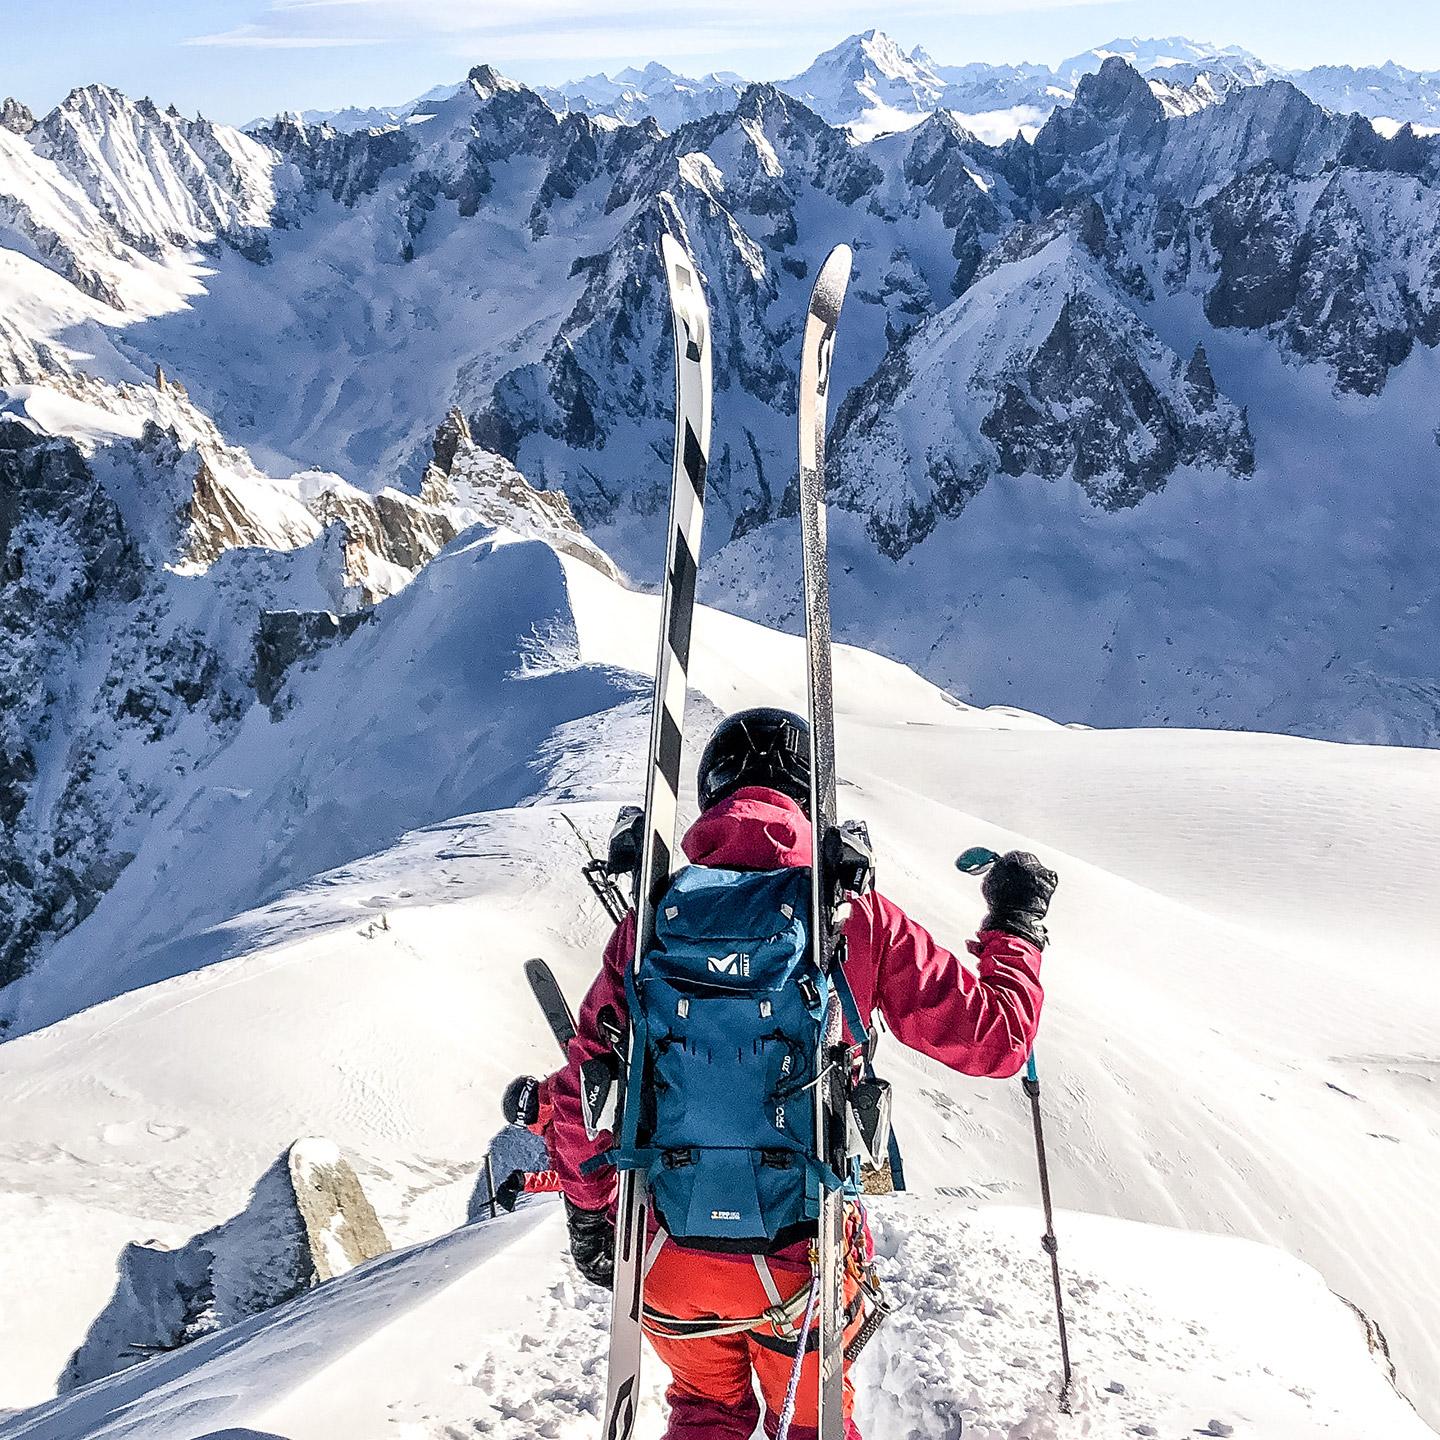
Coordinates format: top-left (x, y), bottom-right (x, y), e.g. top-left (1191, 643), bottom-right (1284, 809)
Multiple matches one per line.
top-left (831, 963), bottom-right (907, 1191)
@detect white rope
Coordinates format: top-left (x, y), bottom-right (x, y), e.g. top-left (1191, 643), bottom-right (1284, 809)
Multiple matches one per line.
top-left (774, 1271), bottom-right (821, 1440)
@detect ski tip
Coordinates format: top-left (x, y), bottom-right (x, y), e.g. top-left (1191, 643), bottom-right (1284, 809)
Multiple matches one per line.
top-left (659, 230), bottom-right (685, 268)
top-left (659, 232), bottom-right (710, 366)
top-left (660, 232), bottom-right (699, 292)
top-left (808, 243), bottom-right (854, 325)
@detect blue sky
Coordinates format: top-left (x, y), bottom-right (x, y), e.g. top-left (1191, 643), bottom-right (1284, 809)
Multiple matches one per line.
top-left (3, 0), bottom-right (1440, 125)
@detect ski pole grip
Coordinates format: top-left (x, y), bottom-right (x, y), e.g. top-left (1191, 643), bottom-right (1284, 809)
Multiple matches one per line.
top-left (955, 846), bottom-right (1000, 876)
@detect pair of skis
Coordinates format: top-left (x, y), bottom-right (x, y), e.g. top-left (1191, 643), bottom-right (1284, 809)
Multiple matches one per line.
top-left (592, 235), bottom-right (855, 1440)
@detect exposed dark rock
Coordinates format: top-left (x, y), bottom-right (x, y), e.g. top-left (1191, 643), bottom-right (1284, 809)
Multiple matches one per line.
top-left (1202, 165), bottom-right (1301, 330)
top-left (61, 1151), bottom-right (334, 1392)
top-left (1184, 345), bottom-right (1219, 411)
top-left (896, 113), bottom-right (1016, 293)
top-left (431, 407), bottom-right (473, 476)
top-left (1, 98), bottom-right (35, 135)
top-left (981, 291), bottom-right (1255, 507)
top-left (260, 114), bottom-right (415, 206)
top-left (254, 608), bottom-right (372, 709)
top-left (0, 424), bottom-right (148, 986)
top-left (1200, 165), bottom-right (1430, 394)
top-left (1026, 56), bottom-right (1166, 201)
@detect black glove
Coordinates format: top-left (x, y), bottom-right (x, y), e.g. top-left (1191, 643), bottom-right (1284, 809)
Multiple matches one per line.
top-left (981, 851), bottom-right (1058, 949)
top-left (493, 1171), bottom-right (524, 1213)
top-left (565, 1197), bottom-right (615, 1290)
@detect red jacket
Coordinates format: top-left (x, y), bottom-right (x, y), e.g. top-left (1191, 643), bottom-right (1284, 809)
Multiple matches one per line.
top-left (552, 787), bottom-right (1045, 1211)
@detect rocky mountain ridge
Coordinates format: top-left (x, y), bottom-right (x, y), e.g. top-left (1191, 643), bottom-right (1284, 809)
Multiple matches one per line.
top-left (0, 372), bottom-right (597, 989)
top-left (830, 209), bottom-right (1255, 554)
top-left (2, 49), bottom-right (1439, 990)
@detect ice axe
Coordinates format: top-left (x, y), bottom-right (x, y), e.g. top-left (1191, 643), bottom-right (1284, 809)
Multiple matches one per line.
top-left (955, 844), bottom-right (1075, 1413)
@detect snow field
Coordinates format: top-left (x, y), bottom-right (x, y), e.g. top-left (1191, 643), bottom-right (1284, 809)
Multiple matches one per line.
top-left (0, 537), bottom-right (1435, 1427)
top-left (859, 1201), bottom-right (1430, 1440)
top-left (2, 1198), bottom-right (1426, 1440)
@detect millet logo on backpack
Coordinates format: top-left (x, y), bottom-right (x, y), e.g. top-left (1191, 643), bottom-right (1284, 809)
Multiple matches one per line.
top-left (711, 1209), bottom-right (742, 1222)
top-left (706, 952), bottom-right (750, 977)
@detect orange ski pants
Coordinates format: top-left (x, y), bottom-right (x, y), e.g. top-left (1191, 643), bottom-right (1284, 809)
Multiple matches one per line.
top-left (642, 1229), bottom-right (866, 1440)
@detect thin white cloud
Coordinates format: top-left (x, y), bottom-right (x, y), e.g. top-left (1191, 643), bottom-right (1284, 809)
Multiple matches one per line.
top-left (233, 0), bottom-right (1125, 35)
top-left (185, 0), bottom-right (1126, 67)
top-left (184, 24), bottom-right (387, 48)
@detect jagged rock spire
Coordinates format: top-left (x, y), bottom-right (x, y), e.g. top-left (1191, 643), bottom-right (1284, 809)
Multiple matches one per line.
top-left (431, 407), bottom-right (473, 476)
top-left (1185, 344), bottom-right (1218, 410)
top-left (0, 97), bottom-right (35, 135)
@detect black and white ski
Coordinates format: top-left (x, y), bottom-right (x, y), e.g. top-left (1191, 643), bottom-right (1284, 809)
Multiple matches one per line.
top-left (525, 957), bottom-right (577, 1055)
top-left (601, 230), bottom-right (712, 1440)
top-left (798, 242), bottom-right (853, 1440)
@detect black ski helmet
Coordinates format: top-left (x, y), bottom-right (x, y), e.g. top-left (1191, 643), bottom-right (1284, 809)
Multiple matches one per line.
top-left (697, 707), bottom-right (811, 813)
top-left (502, 1074), bottom-right (541, 1127)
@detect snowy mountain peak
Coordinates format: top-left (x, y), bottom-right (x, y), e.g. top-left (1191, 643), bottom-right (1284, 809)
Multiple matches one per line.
top-left (1294, 60), bottom-right (1440, 129)
top-left (25, 81), bottom-right (278, 258)
top-left (613, 61), bottom-right (680, 88)
top-left (797, 29), bottom-right (934, 84)
top-left (854, 29), bottom-right (917, 70)
top-left (467, 64), bottom-right (524, 101)
top-left (52, 80), bottom-right (131, 119)
top-left (831, 205), bottom-right (1253, 552)
top-left (1057, 35), bottom-right (1261, 84)
top-left (783, 29), bottom-right (946, 134)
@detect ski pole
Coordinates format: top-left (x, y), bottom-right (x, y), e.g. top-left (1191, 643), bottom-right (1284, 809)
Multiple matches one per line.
top-left (956, 846), bottom-right (1074, 1412)
top-left (1023, 1048), bottom-right (1073, 1411)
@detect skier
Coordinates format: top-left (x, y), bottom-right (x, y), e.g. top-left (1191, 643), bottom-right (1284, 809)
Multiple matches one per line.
top-left (552, 707), bottom-right (1057, 1440)
top-left (489, 1073), bottom-right (564, 1212)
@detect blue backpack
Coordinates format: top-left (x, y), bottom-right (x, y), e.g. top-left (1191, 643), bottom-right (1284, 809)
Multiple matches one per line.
top-left (611, 864), bottom-right (848, 1248)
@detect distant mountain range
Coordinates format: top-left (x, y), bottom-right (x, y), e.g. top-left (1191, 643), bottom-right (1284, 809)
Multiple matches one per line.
top-left (3, 47), bottom-right (1440, 993)
top-left (266, 31), bottom-right (1440, 144)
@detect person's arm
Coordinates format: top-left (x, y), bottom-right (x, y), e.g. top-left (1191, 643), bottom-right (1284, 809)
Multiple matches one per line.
top-left (853, 892), bottom-right (1044, 1077)
top-left (549, 913), bottom-right (634, 1213)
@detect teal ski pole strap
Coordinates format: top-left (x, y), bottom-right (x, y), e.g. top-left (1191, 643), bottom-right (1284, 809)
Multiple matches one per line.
top-left (831, 963), bottom-right (871, 1057)
top-left (886, 1128), bottom-right (907, 1192)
